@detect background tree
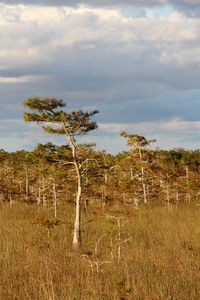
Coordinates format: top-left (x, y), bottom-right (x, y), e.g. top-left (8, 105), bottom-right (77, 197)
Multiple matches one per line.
top-left (120, 133), bottom-right (156, 203)
top-left (23, 97), bottom-right (99, 248)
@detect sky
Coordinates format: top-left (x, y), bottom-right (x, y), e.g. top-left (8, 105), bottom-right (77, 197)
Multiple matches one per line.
top-left (0, 0), bottom-right (200, 154)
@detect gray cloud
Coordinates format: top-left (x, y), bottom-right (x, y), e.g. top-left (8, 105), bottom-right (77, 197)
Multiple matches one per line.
top-left (1, 2), bottom-right (200, 153)
top-left (1, 0), bottom-right (199, 13)
top-left (0, 0), bottom-right (167, 7)
top-left (169, 0), bottom-right (200, 17)
top-left (2, 0), bottom-right (199, 20)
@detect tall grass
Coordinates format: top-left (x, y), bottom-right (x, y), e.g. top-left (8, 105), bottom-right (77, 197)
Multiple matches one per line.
top-left (0, 202), bottom-right (200, 299)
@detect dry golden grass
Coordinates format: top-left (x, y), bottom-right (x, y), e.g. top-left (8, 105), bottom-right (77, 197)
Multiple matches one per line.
top-left (0, 202), bottom-right (200, 299)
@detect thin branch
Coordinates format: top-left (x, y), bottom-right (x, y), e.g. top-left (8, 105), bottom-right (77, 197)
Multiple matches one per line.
top-left (95, 234), bottom-right (107, 254)
top-left (80, 219), bottom-right (95, 227)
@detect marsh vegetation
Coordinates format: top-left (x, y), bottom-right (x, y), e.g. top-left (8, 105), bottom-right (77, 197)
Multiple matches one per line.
top-left (0, 202), bottom-right (200, 299)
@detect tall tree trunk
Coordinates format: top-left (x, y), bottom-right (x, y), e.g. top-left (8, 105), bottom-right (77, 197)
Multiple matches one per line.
top-left (65, 133), bottom-right (82, 248)
top-left (63, 127), bottom-right (82, 248)
top-left (139, 146), bottom-right (147, 203)
top-left (85, 161), bottom-right (89, 208)
top-left (25, 166), bottom-right (29, 202)
top-left (53, 179), bottom-right (57, 219)
top-left (72, 158), bottom-right (82, 247)
top-left (186, 166), bottom-right (191, 205)
top-left (38, 177), bottom-right (41, 211)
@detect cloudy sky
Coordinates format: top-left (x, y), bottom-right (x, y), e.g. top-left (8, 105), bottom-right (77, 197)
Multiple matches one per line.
top-left (0, 0), bottom-right (200, 154)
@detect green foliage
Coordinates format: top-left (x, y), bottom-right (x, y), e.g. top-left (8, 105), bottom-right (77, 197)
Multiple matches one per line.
top-left (104, 218), bottom-right (116, 236)
top-left (23, 97), bottom-right (99, 138)
top-left (120, 132), bottom-right (156, 148)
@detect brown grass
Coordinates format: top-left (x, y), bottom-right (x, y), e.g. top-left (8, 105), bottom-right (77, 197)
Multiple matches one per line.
top-left (0, 202), bottom-right (200, 299)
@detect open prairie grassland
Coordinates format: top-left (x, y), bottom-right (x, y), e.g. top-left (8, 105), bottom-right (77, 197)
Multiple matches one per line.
top-left (0, 202), bottom-right (200, 300)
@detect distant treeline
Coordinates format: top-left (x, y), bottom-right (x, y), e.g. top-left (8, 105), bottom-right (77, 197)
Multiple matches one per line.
top-left (1, 142), bottom-right (200, 207)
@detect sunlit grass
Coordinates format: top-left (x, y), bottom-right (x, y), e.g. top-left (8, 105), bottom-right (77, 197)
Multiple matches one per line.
top-left (0, 202), bottom-right (200, 299)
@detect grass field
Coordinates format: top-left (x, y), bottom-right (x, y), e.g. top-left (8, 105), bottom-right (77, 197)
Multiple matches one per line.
top-left (0, 202), bottom-right (200, 299)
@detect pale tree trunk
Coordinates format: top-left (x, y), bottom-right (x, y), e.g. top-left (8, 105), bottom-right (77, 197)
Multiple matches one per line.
top-left (9, 190), bottom-right (12, 208)
top-left (63, 126), bottom-right (82, 248)
top-left (53, 179), bottom-right (57, 219)
top-left (138, 146), bottom-right (147, 203)
top-left (38, 177), bottom-right (41, 211)
top-left (38, 186), bottom-right (41, 210)
top-left (65, 132), bottom-right (82, 248)
top-left (101, 186), bottom-right (106, 210)
top-left (175, 183), bottom-right (179, 206)
top-left (25, 165), bottom-right (29, 202)
top-left (42, 176), bottom-right (47, 207)
top-left (72, 158), bottom-right (82, 248)
top-left (186, 166), bottom-right (191, 205)
top-left (104, 169), bottom-right (108, 183)
top-left (142, 182), bottom-right (147, 204)
top-left (130, 167), bottom-right (133, 180)
top-left (85, 163), bottom-right (89, 208)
